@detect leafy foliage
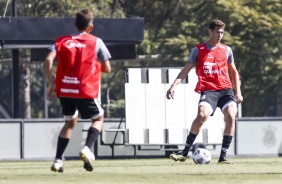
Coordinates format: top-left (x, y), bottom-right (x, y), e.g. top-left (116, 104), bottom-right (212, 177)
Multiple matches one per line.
top-left (0, 0), bottom-right (281, 117)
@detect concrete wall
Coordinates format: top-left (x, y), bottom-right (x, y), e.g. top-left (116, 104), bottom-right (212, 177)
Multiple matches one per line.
top-left (236, 118), bottom-right (282, 156)
top-left (0, 119), bottom-right (169, 160)
top-left (1, 117), bottom-right (282, 160)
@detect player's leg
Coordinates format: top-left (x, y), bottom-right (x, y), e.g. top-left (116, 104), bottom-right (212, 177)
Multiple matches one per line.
top-left (51, 116), bottom-right (78, 172)
top-left (78, 98), bottom-right (104, 171)
top-left (170, 90), bottom-right (219, 162)
top-left (218, 89), bottom-right (237, 164)
top-left (84, 115), bottom-right (104, 150)
top-left (170, 103), bottom-right (213, 162)
top-left (51, 98), bottom-right (78, 172)
top-left (80, 116), bottom-right (103, 172)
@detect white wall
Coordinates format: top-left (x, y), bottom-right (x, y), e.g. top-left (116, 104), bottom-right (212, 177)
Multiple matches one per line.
top-left (23, 121), bottom-right (91, 159)
top-left (0, 122), bottom-right (21, 159)
top-left (237, 118), bottom-right (282, 155)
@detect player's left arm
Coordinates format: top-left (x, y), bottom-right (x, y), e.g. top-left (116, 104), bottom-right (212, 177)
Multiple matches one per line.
top-left (228, 62), bottom-right (243, 103)
top-left (96, 38), bottom-right (111, 73)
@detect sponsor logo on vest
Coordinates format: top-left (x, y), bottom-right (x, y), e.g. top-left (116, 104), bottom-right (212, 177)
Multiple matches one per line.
top-left (208, 53), bottom-right (213, 58)
top-left (60, 88), bottom-right (79, 94)
top-left (203, 62), bottom-right (221, 74)
top-left (65, 40), bottom-right (86, 48)
top-left (62, 76), bottom-right (80, 84)
top-left (203, 62), bottom-right (216, 67)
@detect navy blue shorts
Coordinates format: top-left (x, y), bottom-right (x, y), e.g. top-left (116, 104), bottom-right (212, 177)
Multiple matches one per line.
top-left (59, 97), bottom-right (104, 119)
top-left (199, 88), bottom-right (236, 116)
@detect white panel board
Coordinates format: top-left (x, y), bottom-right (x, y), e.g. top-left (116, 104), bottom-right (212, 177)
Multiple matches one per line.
top-left (168, 129), bottom-right (184, 144)
top-left (124, 67), bottom-right (227, 146)
top-left (184, 69), bottom-right (204, 144)
top-left (165, 69), bottom-right (186, 143)
top-left (184, 68), bottom-right (200, 129)
top-left (0, 123), bottom-right (21, 159)
top-left (148, 129), bottom-right (164, 144)
top-left (127, 68), bottom-right (142, 83)
top-left (128, 129), bottom-right (145, 144)
top-left (146, 69), bottom-right (166, 144)
top-left (125, 68), bottom-right (146, 144)
top-left (202, 108), bottom-right (225, 144)
top-left (237, 120), bottom-right (282, 155)
top-left (194, 130), bottom-right (204, 144)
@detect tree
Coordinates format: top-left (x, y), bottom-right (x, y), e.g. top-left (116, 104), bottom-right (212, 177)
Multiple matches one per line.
top-left (0, 0), bottom-right (281, 117)
top-left (124, 0), bottom-right (282, 116)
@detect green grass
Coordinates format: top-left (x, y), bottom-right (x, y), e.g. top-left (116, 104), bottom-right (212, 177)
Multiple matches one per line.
top-left (0, 157), bottom-right (282, 184)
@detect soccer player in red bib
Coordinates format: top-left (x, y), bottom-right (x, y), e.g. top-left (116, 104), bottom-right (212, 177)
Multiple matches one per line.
top-left (45, 9), bottom-right (111, 172)
top-left (167, 20), bottom-right (243, 164)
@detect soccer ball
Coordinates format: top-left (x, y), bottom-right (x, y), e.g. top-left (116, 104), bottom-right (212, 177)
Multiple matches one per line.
top-left (192, 148), bottom-right (211, 164)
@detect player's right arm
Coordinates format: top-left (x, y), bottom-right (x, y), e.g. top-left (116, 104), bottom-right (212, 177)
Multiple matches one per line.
top-left (166, 47), bottom-right (197, 100)
top-left (45, 50), bottom-right (56, 100)
top-left (166, 62), bottom-right (194, 99)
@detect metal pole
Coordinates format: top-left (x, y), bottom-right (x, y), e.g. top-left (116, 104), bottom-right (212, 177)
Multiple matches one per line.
top-left (12, 0), bottom-right (17, 17)
top-left (12, 50), bottom-right (20, 118)
top-left (12, 0), bottom-right (20, 118)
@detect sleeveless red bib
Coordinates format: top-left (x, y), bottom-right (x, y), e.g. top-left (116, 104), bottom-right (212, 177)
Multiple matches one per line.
top-left (55, 33), bottom-right (101, 98)
top-left (195, 43), bottom-right (232, 93)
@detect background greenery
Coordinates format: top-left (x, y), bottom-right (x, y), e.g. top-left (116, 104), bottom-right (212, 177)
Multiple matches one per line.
top-left (0, 0), bottom-right (281, 118)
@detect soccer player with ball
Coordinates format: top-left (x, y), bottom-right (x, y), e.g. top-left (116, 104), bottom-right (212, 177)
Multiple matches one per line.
top-left (167, 19), bottom-right (243, 164)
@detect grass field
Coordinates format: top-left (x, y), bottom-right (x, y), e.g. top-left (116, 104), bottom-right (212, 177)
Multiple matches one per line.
top-left (0, 157), bottom-right (282, 184)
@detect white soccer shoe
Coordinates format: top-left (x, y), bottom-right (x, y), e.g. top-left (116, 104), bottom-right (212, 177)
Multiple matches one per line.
top-left (79, 146), bottom-right (95, 172)
top-left (51, 159), bottom-right (64, 173)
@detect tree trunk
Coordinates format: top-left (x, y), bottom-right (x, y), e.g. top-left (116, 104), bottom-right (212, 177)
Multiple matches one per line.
top-left (20, 61), bottom-right (31, 118)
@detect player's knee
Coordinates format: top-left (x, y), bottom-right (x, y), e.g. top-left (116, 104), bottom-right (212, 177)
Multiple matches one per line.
top-left (224, 113), bottom-right (236, 124)
top-left (197, 111), bottom-right (209, 122)
top-left (68, 123), bottom-right (76, 129)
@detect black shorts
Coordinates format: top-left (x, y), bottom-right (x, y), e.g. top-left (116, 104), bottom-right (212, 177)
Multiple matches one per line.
top-left (59, 97), bottom-right (104, 119)
top-left (199, 88), bottom-right (236, 116)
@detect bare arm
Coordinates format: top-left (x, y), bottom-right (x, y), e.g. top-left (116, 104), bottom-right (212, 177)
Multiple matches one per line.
top-left (166, 62), bottom-right (194, 99)
top-left (45, 51), bottom-right (56, 100)
top-left (228, 62), bottom-right (243, 103)
top-left (101, 60), bottom-right (111, 73)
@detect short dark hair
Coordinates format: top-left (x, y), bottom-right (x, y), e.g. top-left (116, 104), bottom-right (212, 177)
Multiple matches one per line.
top-left (75, 9), bottom-right (94, 31)
top-left (209, 19), bottom-right (225, 31)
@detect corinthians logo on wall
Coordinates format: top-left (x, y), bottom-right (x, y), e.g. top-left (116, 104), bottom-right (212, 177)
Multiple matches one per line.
top-left (263, 125), bottom-right (276, 148)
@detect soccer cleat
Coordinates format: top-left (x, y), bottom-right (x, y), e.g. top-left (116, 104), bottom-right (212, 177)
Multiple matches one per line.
top-left (218, 157), bottom-right (234, 164)
top-left (51, 159), bottom-right (64, 173)
top-left (170, 151), bottom-right (187, 162)
top-left (79, 146), bottom-right (95, 172)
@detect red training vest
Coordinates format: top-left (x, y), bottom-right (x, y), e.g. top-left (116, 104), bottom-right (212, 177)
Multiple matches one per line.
top-left (55, 33), bottom-right (101, 98)
top-left (194, 43), bottom-right (232, 93)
